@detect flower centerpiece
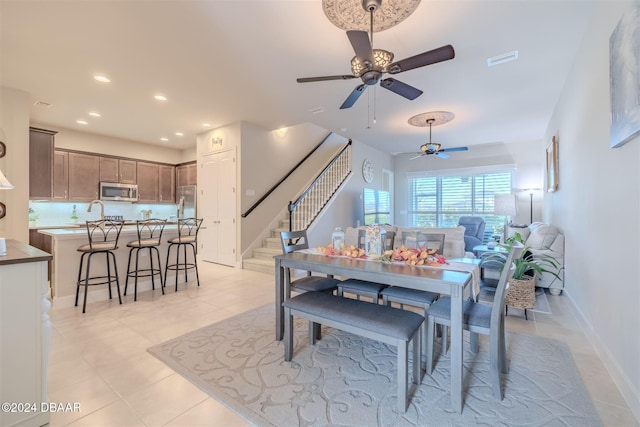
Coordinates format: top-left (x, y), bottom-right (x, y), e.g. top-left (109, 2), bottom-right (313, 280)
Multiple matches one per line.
top-left (382, 245), bottom-right (447, 266)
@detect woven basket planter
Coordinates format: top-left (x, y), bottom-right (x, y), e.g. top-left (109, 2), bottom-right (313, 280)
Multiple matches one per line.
top-left (506, 274), bottom-right (536, 309)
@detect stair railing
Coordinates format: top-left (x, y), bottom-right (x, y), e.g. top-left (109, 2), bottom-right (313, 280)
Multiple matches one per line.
top-left (288, 140), bottom-right (352, 232)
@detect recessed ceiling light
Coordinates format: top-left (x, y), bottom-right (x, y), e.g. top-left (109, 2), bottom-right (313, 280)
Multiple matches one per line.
top-left (175, 132), bottom-right (184, 136)
top-left (160, 137), bottom-right (169, 142)
top-left (154, 94), bottom-right (167, 101)
top-left (88, 111), bottom-right (101, 117)
top-left (202, 123), bottom-right (211, 127)
top-left (76, 120), bottom-right (88, 125)
top-left (93, 75), bottom-right (110, 83)
top-left (487, 50), bottom-right (519, 67)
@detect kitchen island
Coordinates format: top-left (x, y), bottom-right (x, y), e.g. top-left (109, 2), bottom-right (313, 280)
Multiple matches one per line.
top-left (39, 224), bottom-right (194, 308)
top-left (0, 240), bottom-right (52, 427)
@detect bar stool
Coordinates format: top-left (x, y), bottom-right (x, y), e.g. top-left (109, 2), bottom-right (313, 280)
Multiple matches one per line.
top-left (164, 218), bottom-right (203, 291)
top-left (124, 218), bottom-right (167, 301)
top-left (75, 219), bottom-right (124, 313)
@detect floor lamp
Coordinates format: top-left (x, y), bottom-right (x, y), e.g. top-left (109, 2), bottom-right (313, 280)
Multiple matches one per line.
top-left (522, 188), bottom-right (541, 224)
top-left (494, 194), bottom-right (517, 243)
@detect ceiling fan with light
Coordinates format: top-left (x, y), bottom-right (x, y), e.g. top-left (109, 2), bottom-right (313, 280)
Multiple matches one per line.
top-left (296, 0), bottom-right (455, 109)
top-left (410, 118), bottom-right (468, 160)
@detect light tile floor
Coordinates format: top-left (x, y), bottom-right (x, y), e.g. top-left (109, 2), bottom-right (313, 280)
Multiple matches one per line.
top-left (46, 262), bottom-right (638, 426)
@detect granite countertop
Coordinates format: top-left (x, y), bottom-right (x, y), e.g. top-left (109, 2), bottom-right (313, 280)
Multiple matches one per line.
top-left (0, 239), bottom-right (52, 266)
top-left (30, 220), bottom-right (179, 231)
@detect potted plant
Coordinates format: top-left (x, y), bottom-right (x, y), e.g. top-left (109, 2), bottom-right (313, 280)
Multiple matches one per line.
top-left (28, 208), bottom-right (39, 227)
top-left (485, 233), bottom-right (561, 317)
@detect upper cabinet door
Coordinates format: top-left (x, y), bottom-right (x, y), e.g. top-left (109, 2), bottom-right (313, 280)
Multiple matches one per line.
top-left (52, 150), bottom-right (69, 200)
top-left (136, 162), bottom-right (159, 203)
top-left (99, 157), bottom-right (119, 182)
top-left (68, 153), bottom-right (100, 201)
top-left (159, 165), bottom-right (175, 203)
top-left (29, 128), bottom-right (56, 199)
top-left (176, 162), bottom-right (197, 187)
top-left (119, 160), bottom-right (137, 184)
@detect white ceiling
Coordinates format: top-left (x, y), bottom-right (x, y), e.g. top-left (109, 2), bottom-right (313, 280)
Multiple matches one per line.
top-left (0, 1), bottom-right (597, 155)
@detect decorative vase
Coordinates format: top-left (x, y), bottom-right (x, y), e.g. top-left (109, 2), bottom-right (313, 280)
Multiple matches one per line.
top-left (331, 227), bottom-right (344, 250)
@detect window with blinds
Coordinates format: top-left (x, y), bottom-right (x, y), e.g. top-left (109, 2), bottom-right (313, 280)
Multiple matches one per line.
top-left (408, 168), bottom-right (513, 242)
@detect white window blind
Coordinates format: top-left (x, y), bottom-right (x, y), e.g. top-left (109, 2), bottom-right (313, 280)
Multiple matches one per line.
top-left (408, 167), bottom-right (513, 241)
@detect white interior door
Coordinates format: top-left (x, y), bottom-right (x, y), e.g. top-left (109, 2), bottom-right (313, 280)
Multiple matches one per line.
top-left (200, 148), bottom-right (236, 266)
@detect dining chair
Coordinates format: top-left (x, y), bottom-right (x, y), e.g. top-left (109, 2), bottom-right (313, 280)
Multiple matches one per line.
top-left (380, 232), bottom-right (447, 362)
top-left (279, 230), bottom-right (341, 295)
top-left (425, 241), bottom-right (524, 400)
top-left (336, 229), bottom-right (389, 303)
top-left (124, 218), bottom-right (167, 301)
top-left (75, 219), bottom-right (124, 313)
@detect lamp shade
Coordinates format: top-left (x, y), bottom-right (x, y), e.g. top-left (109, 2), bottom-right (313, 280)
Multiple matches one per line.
top-left (494, 194), bottom-right (516, 217)
top-left (0, 169), bottom-right (14, 190)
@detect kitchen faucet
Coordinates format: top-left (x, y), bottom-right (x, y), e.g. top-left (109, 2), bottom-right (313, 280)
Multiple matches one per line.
top-left (87, 200), bottom-right (105, 219)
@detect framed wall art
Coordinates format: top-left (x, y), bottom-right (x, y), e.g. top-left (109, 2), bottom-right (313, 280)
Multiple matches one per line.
top-left (609, 2), bottom-right (640, 148)
top-left (546, 136), bottom-right (558, 192)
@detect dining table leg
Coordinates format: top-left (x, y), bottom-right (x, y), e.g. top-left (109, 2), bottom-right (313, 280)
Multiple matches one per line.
top-left (450, 280), bottom-right (465, 413)
top-left (275, 260), bottom-right (284, 341)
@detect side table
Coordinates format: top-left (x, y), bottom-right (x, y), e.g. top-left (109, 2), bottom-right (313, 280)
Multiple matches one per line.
top-left (473, 244), bottom-right (507, 287)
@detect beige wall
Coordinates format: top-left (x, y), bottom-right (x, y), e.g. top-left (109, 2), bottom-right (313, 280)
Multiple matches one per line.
top-left (543, 1), bottom-right (639, 418)
top-left (32, 123), bottom-right (189, 164)
top-left (0, 87), bottom-right (30, 242)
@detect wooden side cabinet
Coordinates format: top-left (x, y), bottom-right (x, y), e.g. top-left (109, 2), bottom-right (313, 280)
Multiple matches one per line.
top-left (29, 128), bottom-right (57, 199)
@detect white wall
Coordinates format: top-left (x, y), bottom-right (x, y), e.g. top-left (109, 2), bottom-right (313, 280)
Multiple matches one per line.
top-left (543, 1), bottom-right (640, 418)
top-left (311, 139), bottom-right (394, 248)
top-left (392, 140), bottom-right (544, 226)
top-left (0, 87), bottom-right (30, 242)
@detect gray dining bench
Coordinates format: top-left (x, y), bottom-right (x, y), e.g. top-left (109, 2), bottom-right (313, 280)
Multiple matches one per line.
top-left (282, 291), bottom-right (423, 412)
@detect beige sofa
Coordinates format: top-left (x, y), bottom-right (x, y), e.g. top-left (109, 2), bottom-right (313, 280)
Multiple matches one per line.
top-left (344, 225), bottom-right (473, 259)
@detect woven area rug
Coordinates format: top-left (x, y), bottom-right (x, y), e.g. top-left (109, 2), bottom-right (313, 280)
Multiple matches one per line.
top-left (148, 304), bottom-right (600, 427)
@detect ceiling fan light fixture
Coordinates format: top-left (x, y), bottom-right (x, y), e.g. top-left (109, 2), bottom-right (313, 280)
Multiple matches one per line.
top-left (350, 49), bottom-right (393, 75)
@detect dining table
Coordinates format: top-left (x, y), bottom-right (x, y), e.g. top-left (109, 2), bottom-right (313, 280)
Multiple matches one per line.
top-left (274, 250), bottom-right (475, 413)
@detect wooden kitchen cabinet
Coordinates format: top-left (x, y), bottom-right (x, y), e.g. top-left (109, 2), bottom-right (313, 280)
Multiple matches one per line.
top-left (53, 150), bottom-right (69, 200)
top-left (159, 165), bottom-right (175, 203)
top-left (176, 162), bottom-right (197, 187)
top-left (29, 128), bottom-right (56, 199)
top-left (136, 161), bottom-right (159, 202)
top-left (68, 152), bottom-right (100, 201)
top-left (100, 157), bottom-right (137, 184)
top-left (28, 229), bottom-right (52, 281)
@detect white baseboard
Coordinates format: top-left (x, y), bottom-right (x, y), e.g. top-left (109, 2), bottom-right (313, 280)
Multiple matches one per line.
top-left (565, 290), bottom-right (640, 423)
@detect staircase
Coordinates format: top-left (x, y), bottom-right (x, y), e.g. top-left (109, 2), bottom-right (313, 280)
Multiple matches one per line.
top-left (242, 217), bottom-right (289, 274)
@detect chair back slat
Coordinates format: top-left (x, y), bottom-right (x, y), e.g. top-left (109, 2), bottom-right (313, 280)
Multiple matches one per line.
top-left (85, 219), bottom-right (124, 250)
top-left (136, 218), bottom-right (167, 244)
top-left (491, 242), bottom-right (524, 330)
top-left (280, 230), bottom-right (309, 253)
top-left (177, 218), bottom-right (203, 239)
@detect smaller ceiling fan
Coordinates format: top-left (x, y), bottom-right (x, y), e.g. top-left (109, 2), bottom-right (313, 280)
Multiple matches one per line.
top-left (410, 118), bottom-right (469, 160)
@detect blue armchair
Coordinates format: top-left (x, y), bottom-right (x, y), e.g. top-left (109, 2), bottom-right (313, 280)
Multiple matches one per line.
top-left (458, 216), bottom-right (486, 252)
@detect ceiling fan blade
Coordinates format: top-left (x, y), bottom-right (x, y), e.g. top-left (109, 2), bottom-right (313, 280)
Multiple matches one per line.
top-left (434, 152), bottom-right (450, 159)
top-left (340, 84), bottom-right (367, 109)
top-left (387, 45), bottom-right (455, 74)
top-left (380, 78), bottom-right (423, 100)
top-left (439, 146), bottom-right (469, 153)
top-left (297, 75), bottom-right (357, 83)
top-left (347, 30), bottom-right (374, 65)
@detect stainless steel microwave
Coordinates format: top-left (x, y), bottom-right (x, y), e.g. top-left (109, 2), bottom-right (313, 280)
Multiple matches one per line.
top-left (99, 182), bottom-right (138, 202)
